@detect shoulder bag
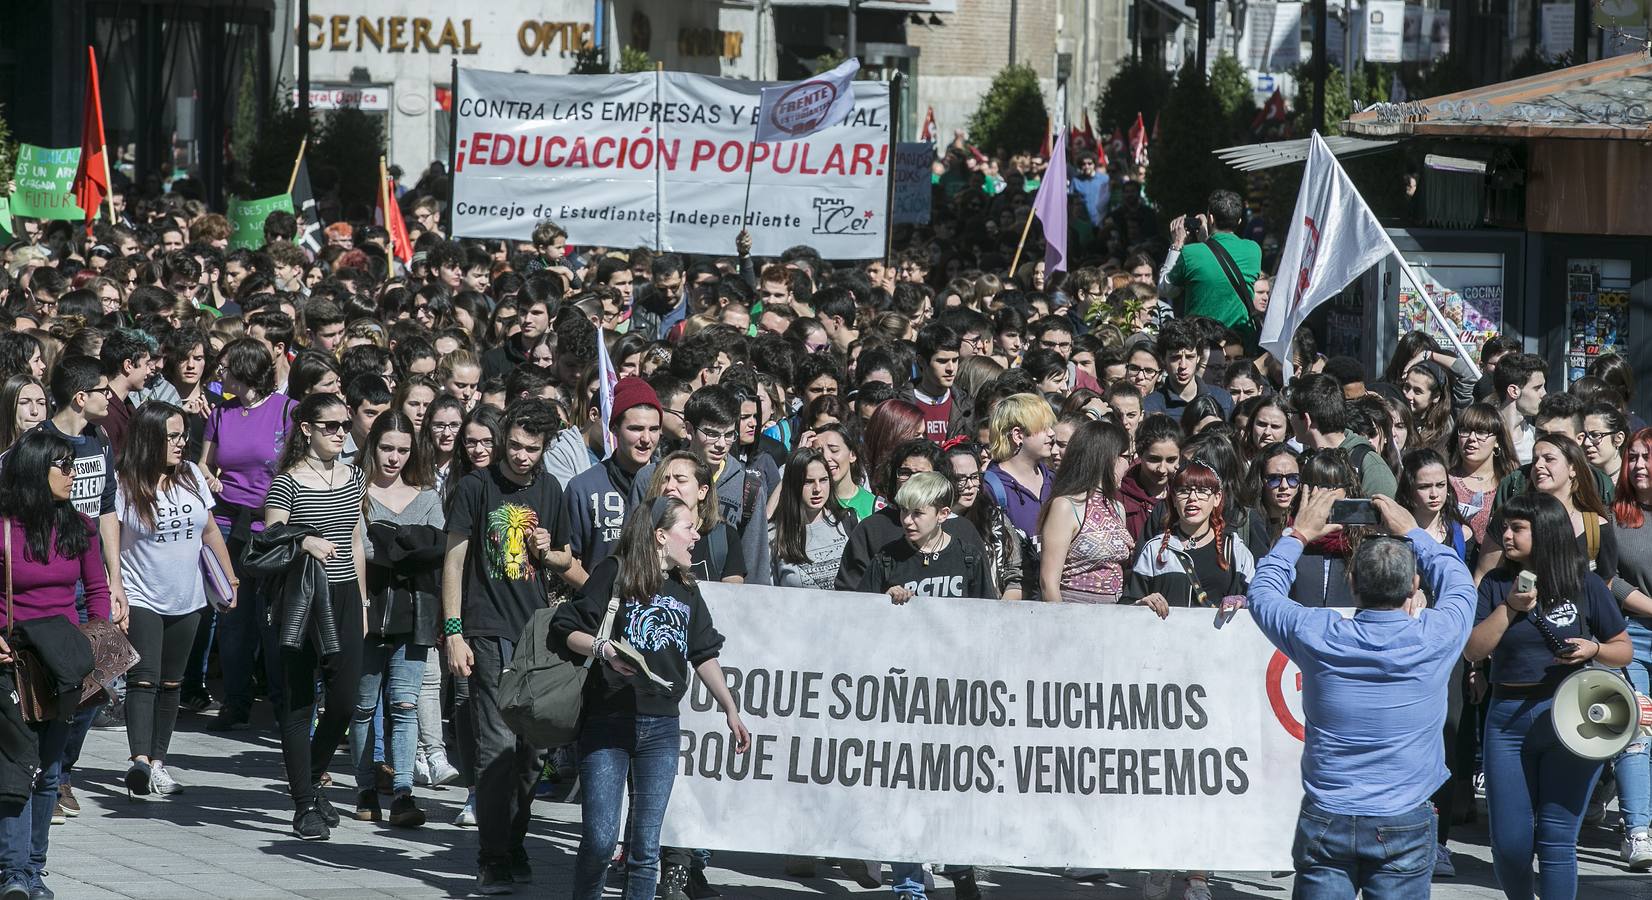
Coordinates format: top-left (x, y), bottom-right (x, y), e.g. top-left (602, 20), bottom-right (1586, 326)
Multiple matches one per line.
top-left (499, 596), bottom-right (620, 748)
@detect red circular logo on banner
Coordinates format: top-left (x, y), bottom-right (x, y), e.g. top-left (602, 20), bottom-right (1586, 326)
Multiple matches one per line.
top-left (769, 80), bottom-right (840, 135)
top-left (1266, 650), bottom-right (1305, 741)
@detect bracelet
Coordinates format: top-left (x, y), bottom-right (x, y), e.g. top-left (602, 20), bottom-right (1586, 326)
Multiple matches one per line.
top-left (442, 618), bottom-right (463, 637)
top-left (591, 637), bottom-right (610, 665)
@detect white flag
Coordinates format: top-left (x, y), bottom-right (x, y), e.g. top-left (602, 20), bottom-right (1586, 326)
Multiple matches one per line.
top-left (755, 58), bottom-right (861, 143)
top-left (595, 326), bottom-right (617, 456)
top-left (1260, 132), bottom-right (1394, 381)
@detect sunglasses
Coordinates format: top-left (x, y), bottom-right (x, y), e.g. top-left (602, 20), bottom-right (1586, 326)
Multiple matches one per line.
top-left (309, 419), bottom-right (350, 435)
top-left (1263, 473), bottom-right (1302, 489)
top-left (51, 455), bottom-right (75, 475)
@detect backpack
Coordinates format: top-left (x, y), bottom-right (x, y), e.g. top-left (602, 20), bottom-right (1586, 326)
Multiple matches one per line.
top-left (1347, 442), bottom-right (1376, 482)
top-left (1584, 512), bottom-right (1601, 568)
top-left (498, 597), bottom-right (617, 748)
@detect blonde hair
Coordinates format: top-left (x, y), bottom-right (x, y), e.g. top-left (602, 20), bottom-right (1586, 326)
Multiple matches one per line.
top-left (895, 470), bottom-right (955, 512)
top-left (988, 392), bottom-right (1057, 462)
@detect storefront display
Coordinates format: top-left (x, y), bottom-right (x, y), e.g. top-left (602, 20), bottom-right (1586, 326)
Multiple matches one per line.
top-left (1396, 250), bottom-right (1505, 362)
top-left (1565, 258), bottom-right (1631, 383)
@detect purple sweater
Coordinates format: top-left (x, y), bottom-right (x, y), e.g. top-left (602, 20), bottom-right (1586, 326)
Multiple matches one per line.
top-left (0, 517), bottom-right (111, 629)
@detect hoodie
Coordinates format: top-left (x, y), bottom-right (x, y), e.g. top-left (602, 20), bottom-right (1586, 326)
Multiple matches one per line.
top-left (1118, 463), bottom-right (1163, 542)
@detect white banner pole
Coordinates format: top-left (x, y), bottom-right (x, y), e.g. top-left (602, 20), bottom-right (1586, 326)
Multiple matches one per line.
top-left (1387, 249), bottom-right (1484, 380)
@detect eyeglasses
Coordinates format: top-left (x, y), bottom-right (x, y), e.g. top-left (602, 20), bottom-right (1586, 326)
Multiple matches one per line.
top-left (430, 422), bottom-right (462, 432)
top-left (51, 456), bottom-right (75, 475)
top-left (1263, 473), bottom-right (1301, 489)
top-left (952, 473), bottom-right (982, 486)
top-left (1458, 429), bottom-right (1495, 444)
top-left (309, 419), bottom-right (349, 435)
top-left (1582, 429), bottom-right (1621, 445)
top-left (1172, 485), bottom-right (1217, 499)
top-left (463, 437), bottom-right (495, 450)
top-left (1127, 363), bottom-right (1161, 378)
top-left (165, 432), bottom-right (188, 445)
top-left (696, 426), bottom-right (738, 445)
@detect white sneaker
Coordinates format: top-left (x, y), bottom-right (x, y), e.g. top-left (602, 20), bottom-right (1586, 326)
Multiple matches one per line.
top-left (1433, 844), bottom-right (1456, 878)
top-left (1142, 871), bottom-right (1174, 900)
top-left (1182, 877), bottom-right (1211, 900)
top-left (454, 792), bottom-right (476, 827)
top-left (150, 763), bottom-right (183, 796)
top-left (1624, 828), bottom-right (1652, 871)
top-left (427, 756), bottom-right (460, 788)
top-left (413, 755), bottom-right (431, 787)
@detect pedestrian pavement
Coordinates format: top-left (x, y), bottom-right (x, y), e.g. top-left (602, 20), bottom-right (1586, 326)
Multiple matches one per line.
top-left (42, 712), bottom-right (1652, 899)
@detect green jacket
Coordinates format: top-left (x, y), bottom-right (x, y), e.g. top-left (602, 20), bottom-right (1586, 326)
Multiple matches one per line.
top-left (1339, 432), bottom-right (1398, 499)
top-left (1165, 232), bottom-right (1261, 333)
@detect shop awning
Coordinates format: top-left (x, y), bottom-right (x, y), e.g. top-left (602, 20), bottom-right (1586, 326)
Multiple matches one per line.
top-left (1214, 135), bottom-right (1398, 170)
top-left (1345, 53), bottom-right (1652, 140)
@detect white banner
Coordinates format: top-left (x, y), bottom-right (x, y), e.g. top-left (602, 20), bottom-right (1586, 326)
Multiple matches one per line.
top-left (451, 67), bottom-right (891, 258)
top-left (660, 584), bottom-right (1306, 871)
top-left (891, 142), bottom-right (933, 226)
top-left (1365, 0), bottom-right (1404, 62)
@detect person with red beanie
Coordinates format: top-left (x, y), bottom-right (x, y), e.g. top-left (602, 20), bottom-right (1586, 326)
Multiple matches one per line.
top-left (561, 377), bottom-right (663, 588)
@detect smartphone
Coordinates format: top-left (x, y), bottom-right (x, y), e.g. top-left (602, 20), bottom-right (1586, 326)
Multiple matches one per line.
top-left (1329, 498), bottom-right (1379, 526)
top-left (1516, 570), bottom-right (1537, 594)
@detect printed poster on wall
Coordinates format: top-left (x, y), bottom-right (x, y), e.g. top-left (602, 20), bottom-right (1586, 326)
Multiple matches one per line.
top-left (1396, 251), bottom-right (1504, 361)
top-left (1566, 259), bottom-right (1631, 383)
top-left (1365, 0), bottom-right (1405, 62)
top-left (450, 67), bottom-right (892, 258)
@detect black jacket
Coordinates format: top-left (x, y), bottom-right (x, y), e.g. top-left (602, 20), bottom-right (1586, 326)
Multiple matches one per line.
top-left (365, 521), bottom-right (445, 647)
top-left (0, 668), bottom-right (38, 804)
top-left (242, 523), bottom-right (339, 655)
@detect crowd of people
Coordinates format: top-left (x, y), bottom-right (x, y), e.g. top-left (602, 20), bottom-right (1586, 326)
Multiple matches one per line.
top-left (0, 149), bottom-right (1640, 900)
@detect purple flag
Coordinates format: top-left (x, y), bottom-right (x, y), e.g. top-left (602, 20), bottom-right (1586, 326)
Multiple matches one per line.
top-left (1032, 125), bottom-right (1068, 274)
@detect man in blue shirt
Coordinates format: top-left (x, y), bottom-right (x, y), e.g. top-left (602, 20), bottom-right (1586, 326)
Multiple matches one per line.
top-left (1244, 490), bottom-right (1474, 899)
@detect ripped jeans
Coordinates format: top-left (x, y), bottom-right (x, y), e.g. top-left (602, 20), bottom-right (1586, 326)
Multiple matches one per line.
top-left (1615, 619), bottom-right (1652, 833)
top-left (349, 638), bottom-right (428, 796)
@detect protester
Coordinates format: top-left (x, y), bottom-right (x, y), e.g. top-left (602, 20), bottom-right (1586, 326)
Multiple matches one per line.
top-left (1611, 428), bottom-right (1652, 871)
top-left (770, 446), bottom-right (855, 589)
top-left (942, 439), bottom-right (1022, 600)
top-left (1040, 420), bottom-right (1132, 603)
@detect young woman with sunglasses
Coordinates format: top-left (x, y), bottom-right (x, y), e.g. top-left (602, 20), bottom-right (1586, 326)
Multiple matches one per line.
top-left (1247, 443), bottom-right (1301, 545)
top-left (1451, 403), bottom-right (1518, 547)
top-left (1608, 428), bottom-right (1652, 870)
top-left (264, 392), bottom-right (369, 840)
top-left (0, 429), bottom-right (112, 899)
top-left (114, 402), bottom-right (237, 799)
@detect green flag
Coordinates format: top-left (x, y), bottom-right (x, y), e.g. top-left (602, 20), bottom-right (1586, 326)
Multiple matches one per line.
top-left (227, 194), bottom-right (293, 251)
top-left (0, 197), bottom-right (12, 241)
top-left (10, 144), bottom-right (83, 221)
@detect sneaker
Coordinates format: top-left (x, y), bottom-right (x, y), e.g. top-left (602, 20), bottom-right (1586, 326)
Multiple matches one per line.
top-left (1433, 844), bottom-right (1456, 878)
top-left (92, 704), bottom-right (125, 730)
top-left (49, 804), bottom-right (65, 826)
top-left (412, 755), bottom-right (431, 787)
top-left (387, 794), bottom-right (425, 828)
top-left (475, 862), bottom-right (514, 896)
top-left (508, 848), bottom-right (531, 884)
top-left (24, 874), bottom-right (50, 900)
top-left (1182, 876), bottom-right (1211, 900)
top-left (1142, 871), bottom-right (1174, 900)
top-left (293, 805), bottom-right (330, 840)
top-left (207, 707), bottom-right (250, 732)
top-left (427, 757), bottom-right (460, 788)
top-left (687, 868), bottom-right (720, 899)
top-left (454, 793), bottom-right (477, 827)
top-left (354, 790), bottom-right (382, 822)
top-left (150, 763), bottom-right (183, 796)
top-left (55, 784), bottom-right (79, 817)
top-left (313, 790), bottom-right (340, 828)
top-left (947, 867), bottom-right (982, 900)
top-left (179, 692), bottom-right (218, 714)
top-left (1473, 771), bottom-right (1486, 798)
top-left (0, 876), bottom-right (25, 900)
top-left (124, 761), bottom-right (152, 798)
top-left (658, 863), bottom-right (690, 900)
top-left (1624, 828), bottom-right (1652, 871)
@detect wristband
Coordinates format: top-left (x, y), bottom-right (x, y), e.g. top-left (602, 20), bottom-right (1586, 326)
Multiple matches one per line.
top-left (442, 618), bottom-right (463, 637)
top-left (591, 637), bottom-right (610, 665)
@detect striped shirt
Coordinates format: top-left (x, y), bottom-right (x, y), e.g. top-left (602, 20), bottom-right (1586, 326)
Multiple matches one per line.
top-left (265, 467), bottom-right (366, 583)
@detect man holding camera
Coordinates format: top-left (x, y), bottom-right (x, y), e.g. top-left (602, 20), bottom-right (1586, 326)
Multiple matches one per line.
top-left (1158, 189), bottom-right (1262, 343)
top-left (1243, 489), bottom-right (1475, 899)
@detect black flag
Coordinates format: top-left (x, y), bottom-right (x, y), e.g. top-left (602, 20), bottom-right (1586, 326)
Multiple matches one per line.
top-left (291, 154), bottom-right (323, 255)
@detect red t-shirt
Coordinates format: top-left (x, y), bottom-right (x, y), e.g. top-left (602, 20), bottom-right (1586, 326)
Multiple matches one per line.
top-left (914, 389), bottom-right (953, 442)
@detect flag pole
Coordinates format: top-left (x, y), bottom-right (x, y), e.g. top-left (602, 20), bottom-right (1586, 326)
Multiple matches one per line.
top-left (288, 137), bottom-right (307, 195)
top-left (740, 114), bottom-right (759, 234)
top-left (1389, 252), bottom-right (1483, 380)
top-left (1009, 207), bottom-right (1036, 274)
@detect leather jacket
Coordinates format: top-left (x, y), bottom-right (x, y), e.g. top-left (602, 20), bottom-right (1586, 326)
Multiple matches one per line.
top-left (364, 521), bottom-right (444, 647)
top-left (242, 523), bottom-right (339, 656)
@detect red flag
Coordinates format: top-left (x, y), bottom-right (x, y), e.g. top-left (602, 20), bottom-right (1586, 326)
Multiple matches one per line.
top-left (920, 106), bottom-right (936, 142)
top-left (71, 45), bottom-right (109, 227)
top-left (1128, 113), bottom-right (1148, 167)
top-left (1038, 117), bottom-right (1052, 160)
top-left (380, 158), bottom-right (412, 264)
top-left (1081, 110), bottom-right (1096, 147)
top-left (1251, 89), bottom-right (1288, 131)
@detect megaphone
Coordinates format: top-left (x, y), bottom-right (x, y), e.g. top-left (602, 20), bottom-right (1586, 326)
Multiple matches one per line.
top-left (1552, 667), bottom-right (1646, 760)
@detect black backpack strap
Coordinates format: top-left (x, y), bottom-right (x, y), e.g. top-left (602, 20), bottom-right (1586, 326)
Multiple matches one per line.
top-left (740, 470), bottom-right (761, 530)
top-left (1204, 237), bottom-right (1253, 308)
top-left (1348, 443), bottom-right (1375, 481)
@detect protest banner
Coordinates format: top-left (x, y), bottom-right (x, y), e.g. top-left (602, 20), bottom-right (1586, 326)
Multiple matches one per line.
top-left (10, 144), bottom-right (83, 221)
top-left (0, 197), bottom-right (12, 240)
top-left (891, 142), bottom-right (933, 226)
top-left (451, 67), bottom-right (891, 258)
top-left (227, 194), bottom-right (294, 251)
top-left (661, 584), bottom-right (1305, 871)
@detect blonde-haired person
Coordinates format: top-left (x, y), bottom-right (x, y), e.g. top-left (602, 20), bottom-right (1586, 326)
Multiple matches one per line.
top-left (437, 349), bottom-right (484, 412)
top-left (984, 394), bottom-right (1057, 598)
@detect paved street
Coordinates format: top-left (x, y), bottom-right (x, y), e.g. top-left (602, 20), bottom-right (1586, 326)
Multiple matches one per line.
top-left (42, 711), bottom-right (1652, 899)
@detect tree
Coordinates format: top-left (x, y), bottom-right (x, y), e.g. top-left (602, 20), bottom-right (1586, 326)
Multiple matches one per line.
top-left (228, 47), bottom-right (260, 179)
top-left (618, 46), bottom-right (654, 73)
top-left (0, 102), bottom-right (15, 191)
top-left (239, 102), bottom-right (310, 200)
top-left (1096, 57), bottom-right (1174, 134)
top-left (312, 108), bottom-right (386, 219)
top-left (1147, 62), bottom-right (1243, 228)
top-left (966, 64), bottom-right (1048, 157)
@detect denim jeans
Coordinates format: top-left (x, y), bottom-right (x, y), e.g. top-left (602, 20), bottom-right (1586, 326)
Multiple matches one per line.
top-left (1290, 798), bottom-right (1434, 900)
top-left (0, 713), bottom-right (72, 886)
top-left (1485, 693), bottom-right (1604, 900)
top-left (571, 713), bottom-right (681, 900)
top-left (351, 638), bottom-right (428, 795)
top-left (889, 862), bottom-right (926, 897)
top-left (1616, 618), bottom-right (1652, 832)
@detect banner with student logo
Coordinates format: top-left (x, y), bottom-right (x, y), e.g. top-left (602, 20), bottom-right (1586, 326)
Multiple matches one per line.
top-left (451, 67), bottom-right (891, 258)
top-left (661, 584), bottom-right (1306, 871)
